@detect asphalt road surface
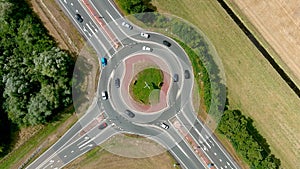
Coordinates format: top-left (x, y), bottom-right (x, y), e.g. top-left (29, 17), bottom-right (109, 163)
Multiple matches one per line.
top-left (26, 0), bottom-right (240, 169)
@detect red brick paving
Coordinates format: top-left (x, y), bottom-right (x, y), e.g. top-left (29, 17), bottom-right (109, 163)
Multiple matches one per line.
top-left (121, 54), bottom-right (171, 113)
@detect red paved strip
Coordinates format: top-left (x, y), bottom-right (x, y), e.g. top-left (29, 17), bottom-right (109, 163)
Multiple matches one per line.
top-left (81, 0), bottom-right (120, 48)
top-left (172, 118), bottom-right (215, 169)
top-left (79, 113), bottom-right (105, 136)
top-left (122, 54), bottom-right (171, 113)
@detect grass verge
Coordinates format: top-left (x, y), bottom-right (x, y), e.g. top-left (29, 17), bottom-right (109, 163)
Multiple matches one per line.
top-left (0, 107), bottom-right (77, 169)
top-left (150, 0), bottom-right (300, 168)
top-left (130, 68), bottom-right (163, 104)
top-left (64, 145), bottom-right (178, 169)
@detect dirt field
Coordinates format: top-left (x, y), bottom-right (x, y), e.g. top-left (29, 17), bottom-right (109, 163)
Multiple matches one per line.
top-left (151, 0), bottom-right (300, 168)
top-left (64, 146), bottom-right (178, 169)
top-left (228, 0), bottom-right (300, 89)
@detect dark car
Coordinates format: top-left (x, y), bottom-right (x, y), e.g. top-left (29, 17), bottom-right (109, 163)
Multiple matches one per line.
top-left (101, 57), bottom-right (107, 67)
top-left (75, 13), bottom-right (83, 23)
top-left (173, 73), bottom-right (179, 82)
top-left (98, 122), bottom-right (107, 129)
top-left (124, 110), bottom-right (135, 118)
top-left (184, 70), bottom-right (190, 79)
top-left (163, 40), bottom-right (171, 47)
top-left (115, 78), bottom-right (120, 88)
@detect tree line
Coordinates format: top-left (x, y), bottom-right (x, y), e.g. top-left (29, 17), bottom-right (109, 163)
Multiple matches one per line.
top-left (0, 0), bottom-right (74, 156)
top-left (129, 9), bottom-right (281, 168)
top-left (218, 109), bottom-right (281, 168)
top-left (115, 0), bottom-right (156, 14)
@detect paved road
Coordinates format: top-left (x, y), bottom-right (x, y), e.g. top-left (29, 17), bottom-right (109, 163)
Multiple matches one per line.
top-left (26, 0), bottom-right (240, 169)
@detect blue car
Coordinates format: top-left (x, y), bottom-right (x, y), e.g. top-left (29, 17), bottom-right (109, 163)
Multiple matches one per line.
top-left (101, 57), bottom-right (107, 67)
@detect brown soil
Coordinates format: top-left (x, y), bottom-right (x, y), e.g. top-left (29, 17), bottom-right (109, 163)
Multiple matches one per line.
top-left (29, 0), bottom-right (83, 54)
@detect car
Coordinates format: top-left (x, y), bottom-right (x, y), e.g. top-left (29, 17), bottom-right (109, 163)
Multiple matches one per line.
top-left (101, 57), bottom-right (107, 67)
top-left (122, 21), bottom-right (133, 30)
top-left (173, 73), bottom-right (179, 82)
top-left (75, 13), bottom-right (83, 23)
top-left (101, 91), bottom-right (108, 100)
top-left (142, 46), bottom-right (153, 52)
top-left (115, 78), bottom-right (120, 88)
top-left (207, 163), bottom-right (214, 168)
top-left (160, 122), bottom-right (169, 129)
top-left (124, 110), bottom-right (135, 118)
top-left (140, 32), bottom-right (150, 38)
top-left (184, 70), bottom-right (190, 79)
top-left (98, 122), bottom-right (107, 129)
top-left (163, 40), bottom-right (171, 47)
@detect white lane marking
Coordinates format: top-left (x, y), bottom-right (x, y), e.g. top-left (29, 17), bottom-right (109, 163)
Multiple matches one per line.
top-left (87, 1), bottom-right (120, 50)
top-left (108, 0), bottom-right (123, 18)
top-left (64, 0), bottom-right (67, 3)
top-left (206, 135), bottom-right (215, 146)
top-left (227, 161), bottom-right (230, 166)
top-left (193, 117), bottom-right (239, 168)
top-left (180, 112), bottom-right (212, 149)
top-left (78, 0), bottom-right (114, 57)
top-left (64, 155), bottom-right (67, 158)
top-left (90, 21), bottom-right (98, 32)
top-left (86, 23), bottom-right (95, 34)
top-left (76, 136), bottom-right (89, 146)
top-left (71, 150), bottom-right (74, 153)
top-left (78, 136), bottom-right (94, 149)
top-left (225, 165), bottom-right (227, 168)
top-left (219, 159), bottom-right (222, 162)
top-left (105, 10), bottom-right (117, 26)
top-left (174, 115), bottom-right (216, 167)
top-left (169, 149), bottom-right (189, 169)
top-left (71, 2), bottom-right (73, 6)
top-left (214, 152), bottom-right (217, 156)
top-left (105, 10), bottom-right (123, 47)
top-left (79, 144), bottom-right (93, 151)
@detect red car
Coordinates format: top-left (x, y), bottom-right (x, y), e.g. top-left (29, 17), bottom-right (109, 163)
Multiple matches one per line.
top-left (98, 122), bottom-right (107, 129)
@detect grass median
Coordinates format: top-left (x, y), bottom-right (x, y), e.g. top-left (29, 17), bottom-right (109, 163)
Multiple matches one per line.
top-left (130, 68), bottom-right (163, 105)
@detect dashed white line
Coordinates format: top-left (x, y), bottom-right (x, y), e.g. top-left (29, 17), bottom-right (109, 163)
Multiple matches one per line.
top-left (107, 0), bottom-right (123, 18)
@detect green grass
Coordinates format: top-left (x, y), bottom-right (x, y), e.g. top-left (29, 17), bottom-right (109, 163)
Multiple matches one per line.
top-left (130, 68), bottom-right (163, 104)
top-left (0, 107), bottom-right (76, 169)
top-left (150, 0), bottom-right (300, 168)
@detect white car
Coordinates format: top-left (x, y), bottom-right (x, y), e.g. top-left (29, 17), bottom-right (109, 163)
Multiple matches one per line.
top-left (140, 32), bottom-right (150, 38)
top-left (160, 122), bottom-right (169, 129)
top-left (101, 91), bottom-right (108, 100)
top-left (122, 21), bottom-right (133, 30)
top-left (142, 46), bottom-right (152, 52)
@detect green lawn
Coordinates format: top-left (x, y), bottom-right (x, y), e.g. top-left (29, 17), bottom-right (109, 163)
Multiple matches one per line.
top-left (130, 68), bottom-right (163, 105)
top-left (0, 108), bottom-right (76, 169)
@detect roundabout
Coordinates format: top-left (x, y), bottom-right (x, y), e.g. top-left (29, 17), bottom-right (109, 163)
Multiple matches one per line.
top-left (27, 1), bottom-right (238, 168)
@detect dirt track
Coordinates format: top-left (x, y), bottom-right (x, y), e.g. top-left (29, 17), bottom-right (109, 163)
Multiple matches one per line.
top-left (230, 0), bottom-right (300, 87)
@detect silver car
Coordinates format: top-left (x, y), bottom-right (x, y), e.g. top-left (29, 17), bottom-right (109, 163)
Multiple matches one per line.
top-left (142, 46), bottom-right (153, 52)
top-left (122, 21), bottom-right (133, 30)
